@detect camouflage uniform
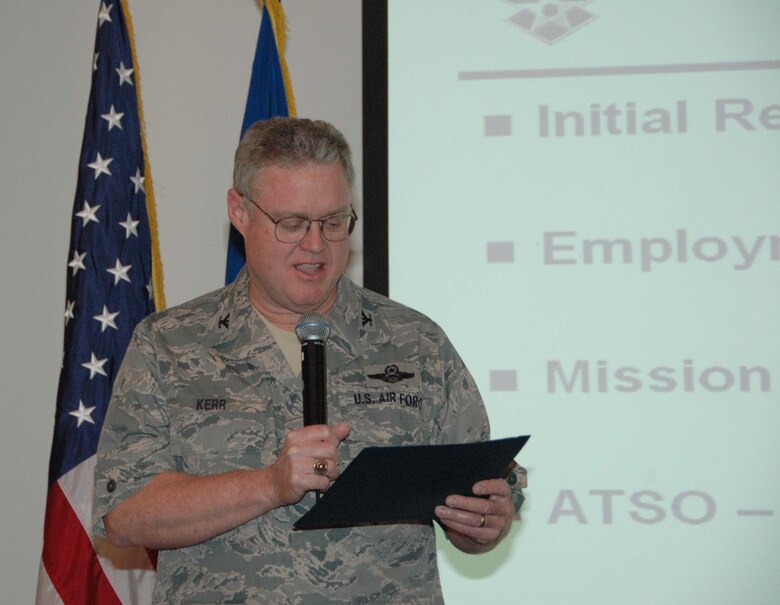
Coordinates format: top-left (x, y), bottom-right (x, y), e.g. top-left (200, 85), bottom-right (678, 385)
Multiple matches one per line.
top-left (94, 269), bottom-right (524, 604)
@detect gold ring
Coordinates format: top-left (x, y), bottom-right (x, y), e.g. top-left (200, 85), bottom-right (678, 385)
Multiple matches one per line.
top-left (478, 514), bottom-right (486, 528)
top-left (313, 458), bottom-right (328, 476)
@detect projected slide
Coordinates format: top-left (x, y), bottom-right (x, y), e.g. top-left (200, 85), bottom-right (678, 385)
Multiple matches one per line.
top-left (388, 1), bottom-right (779, 603)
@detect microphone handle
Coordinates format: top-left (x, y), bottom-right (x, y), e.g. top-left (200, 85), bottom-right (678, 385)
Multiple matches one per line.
top-left (301, 339), bottom-right (327, 426)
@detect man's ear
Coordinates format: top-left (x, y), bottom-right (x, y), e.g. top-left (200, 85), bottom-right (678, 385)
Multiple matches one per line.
top-left (227, 188), bottom-right (249, 236)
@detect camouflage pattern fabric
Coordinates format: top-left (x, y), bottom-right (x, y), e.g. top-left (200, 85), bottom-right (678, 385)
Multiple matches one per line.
top-left (94, 269), bottom-right (524, 604)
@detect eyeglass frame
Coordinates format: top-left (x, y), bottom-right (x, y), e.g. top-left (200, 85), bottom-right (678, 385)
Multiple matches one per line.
top-left (241, 194), bottom-right (358, 243)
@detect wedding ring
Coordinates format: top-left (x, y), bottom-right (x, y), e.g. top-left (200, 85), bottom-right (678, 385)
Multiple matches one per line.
top-left (478, 514), bottom-right (486, 528)
top-left (313, 458), bottom-right (329, 476)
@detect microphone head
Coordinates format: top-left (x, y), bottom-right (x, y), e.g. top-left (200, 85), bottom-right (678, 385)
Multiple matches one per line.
top-left (295, 313), bottom-right (331, 343)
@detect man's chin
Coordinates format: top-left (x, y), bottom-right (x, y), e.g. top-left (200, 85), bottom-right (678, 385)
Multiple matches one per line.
top-left (286, 287), bottom-right (339, 315)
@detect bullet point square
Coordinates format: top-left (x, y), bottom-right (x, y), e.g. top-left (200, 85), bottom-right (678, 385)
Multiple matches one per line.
top-left (487, 241), bottom-right (515, 263)
top-left (484, 115), bottom-right (512, 136)
top-left (490, 370), bottom-right (518, 391)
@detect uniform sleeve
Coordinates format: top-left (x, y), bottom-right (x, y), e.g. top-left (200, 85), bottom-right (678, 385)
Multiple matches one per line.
top-left (505, 464), bottom-right (527, 516)
top-left (430, 324), bottom-right (525, 513)
top-left (92, 320), bottom-right (176, 535)
top-left (430, 324), bottom-right (490, 446)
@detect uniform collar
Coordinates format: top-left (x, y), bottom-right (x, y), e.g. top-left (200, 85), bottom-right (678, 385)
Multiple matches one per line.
top-left (208, 268), bottom-right (275, 362)
top-left (326, 276), bottom-right (393, 372)
top-left (209, 268), bottom-right (382, 372)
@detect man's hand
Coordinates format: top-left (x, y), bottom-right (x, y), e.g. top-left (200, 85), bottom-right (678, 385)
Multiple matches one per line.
top-left (104, 422), bottom-right (353, 550)
top-left (267, 422), bottom-right (351, 507)
top-left (434, 478), bottom-right (514, 554)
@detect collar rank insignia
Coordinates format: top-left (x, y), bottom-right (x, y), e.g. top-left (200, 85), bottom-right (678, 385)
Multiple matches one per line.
top-left (361, 310), bottom-right (373, 327)
top-left (218, 313), bottom-right (230, 329)
top-left (367, 364), bottom-right (415, 384)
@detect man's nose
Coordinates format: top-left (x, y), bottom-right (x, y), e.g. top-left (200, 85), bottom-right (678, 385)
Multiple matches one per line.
top-left (298, 220), bottom-right (326, 252)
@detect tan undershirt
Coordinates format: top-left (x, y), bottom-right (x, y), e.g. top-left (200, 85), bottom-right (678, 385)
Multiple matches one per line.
top-left (256, 309), bottom-right (302, 376)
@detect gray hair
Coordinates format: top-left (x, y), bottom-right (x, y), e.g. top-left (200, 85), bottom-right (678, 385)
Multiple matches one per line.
top-left (233, 117), bottom-right (355, 198)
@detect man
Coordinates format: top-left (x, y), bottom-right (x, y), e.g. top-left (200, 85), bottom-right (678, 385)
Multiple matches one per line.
top-left (94, 118), bottom-right (525, 604)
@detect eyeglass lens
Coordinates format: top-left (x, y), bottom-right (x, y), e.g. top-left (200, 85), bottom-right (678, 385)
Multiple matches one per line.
top-left (275, 214), bottom-right (354, 243)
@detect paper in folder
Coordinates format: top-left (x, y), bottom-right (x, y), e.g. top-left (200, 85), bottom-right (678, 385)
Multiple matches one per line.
top-left (294, 435), bottom-right (529, 530)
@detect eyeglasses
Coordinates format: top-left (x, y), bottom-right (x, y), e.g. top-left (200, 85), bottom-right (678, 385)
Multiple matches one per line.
top-left (243, 195), bottom-right (358, 243)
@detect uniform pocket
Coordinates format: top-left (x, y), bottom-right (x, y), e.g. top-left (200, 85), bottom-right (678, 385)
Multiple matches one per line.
top-left (168, 409), bottom-right (274, 474)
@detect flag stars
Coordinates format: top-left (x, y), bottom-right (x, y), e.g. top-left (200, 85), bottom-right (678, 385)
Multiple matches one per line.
top-left (146, 281), bottom-right (154, 302)
top-left (93, 52), bottom-right (100, 72)
top-left (130, 168), bottom-right (145, 193)
top-left (64, 300), bottom-right (75, 326)
top-left (69, 400), bottom-right (97, 427)
top-left (87, 152), bottom-right (113, 180)
top-left (116, 62), bottom-right (134, 87)
top-left (119, 213), bottom-right (140, 238)
top-left (107, 258), bottom-right (132, 285)
top-left (101, 105), bottom-right (124, 131)
top-left (68, 250), bottom-right (87, 276)
top-left (75, 200), bottom-right (101, 226)
top-left (82, 353), bottom-right (108, 379)
top-left (97, 2), bottom-right (113, 28)
top-left (93, 305), bottom-right (119, 332)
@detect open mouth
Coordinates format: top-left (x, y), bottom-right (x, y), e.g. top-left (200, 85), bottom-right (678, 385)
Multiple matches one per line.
top-left (294, 263), bottom-right (324, 275)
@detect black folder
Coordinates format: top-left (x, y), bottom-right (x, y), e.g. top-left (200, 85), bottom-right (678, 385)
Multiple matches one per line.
top-left (294, 435), bottom-right (529, 530)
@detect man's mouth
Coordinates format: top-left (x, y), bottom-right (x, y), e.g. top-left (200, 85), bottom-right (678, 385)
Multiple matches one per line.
top-left (294, 263), bottom-right (324, 275)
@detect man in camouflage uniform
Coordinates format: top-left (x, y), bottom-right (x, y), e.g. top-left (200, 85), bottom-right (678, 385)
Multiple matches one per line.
top-left (94, 118), bottom-right (525, 604)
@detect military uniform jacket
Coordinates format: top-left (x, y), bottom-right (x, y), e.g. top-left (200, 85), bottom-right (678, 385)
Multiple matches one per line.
top-left (94, 269), bottom-right (523, 604)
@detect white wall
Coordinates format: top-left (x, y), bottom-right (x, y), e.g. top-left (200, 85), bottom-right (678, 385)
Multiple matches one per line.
top-left (0, 1), bottom-right (362, 601)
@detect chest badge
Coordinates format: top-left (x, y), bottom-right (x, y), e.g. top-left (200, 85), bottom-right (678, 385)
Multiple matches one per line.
top-left (367, 364), bottom-right (415, 384)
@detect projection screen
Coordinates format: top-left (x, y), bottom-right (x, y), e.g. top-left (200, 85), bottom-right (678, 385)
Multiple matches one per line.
top-left (382, 1), bottom-right (780, 603)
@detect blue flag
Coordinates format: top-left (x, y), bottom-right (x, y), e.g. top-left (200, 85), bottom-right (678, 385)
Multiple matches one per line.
top-left (225, 0), bottom-right (295, 285)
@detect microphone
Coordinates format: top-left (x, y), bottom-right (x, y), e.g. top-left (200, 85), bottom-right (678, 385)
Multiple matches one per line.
top-left (295, 312), bottom-right (330, 427)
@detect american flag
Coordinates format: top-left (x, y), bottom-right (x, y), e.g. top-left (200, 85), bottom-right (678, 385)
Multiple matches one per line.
top-left (36, 1), bottom-right (163, 603)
